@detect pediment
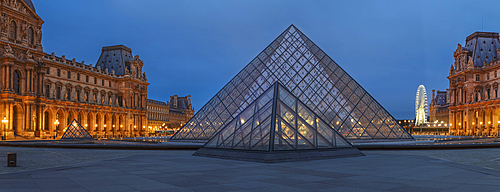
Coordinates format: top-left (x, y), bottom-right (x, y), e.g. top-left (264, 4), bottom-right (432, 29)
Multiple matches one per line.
top-left (2, 0), bottom-right (42, 22)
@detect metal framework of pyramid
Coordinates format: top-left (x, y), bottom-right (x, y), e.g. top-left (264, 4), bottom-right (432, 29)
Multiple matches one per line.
top-left (171, 25), bottom-right (412, 141)
top-left (193, 82), bottom-right (364, 163)
top-left (60, 119), bottom-right (94, 140)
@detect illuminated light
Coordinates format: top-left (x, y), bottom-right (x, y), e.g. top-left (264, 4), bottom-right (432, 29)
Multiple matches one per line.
top-left (459, 123), bottom-right (461, 126)
top-left (480, 122), bottom-right (483, 125)
top-left (85, 124), bottom-right (88, 127)
top-left (472, 122), bottom-right (475, 125)
top-left (120, 125), bottom-right (123, 128)
top-left (336, 121), bottom-right (339, 125)
top-left (113, 125), bottom-right (115, 127)
top-left (489, 121), bottom-right (491, 125)
top-left (104, 124), bottom-right (107, 127)
top-left (95, 124), bottom-right (97, 127)
top-left (1, 117), bottom-right (7, 124)
top-left (134, 125), bottom-right (136, 128)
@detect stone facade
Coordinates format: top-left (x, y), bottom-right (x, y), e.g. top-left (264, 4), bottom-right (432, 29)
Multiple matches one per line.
top-left (429, 89), bottom-right (449, 124)
top-left (0, 1), bottom-right (149, 139)
top-left (146, 95), bottom-right (194, 132)
top-left (448, 32), bottom-right (500, 136)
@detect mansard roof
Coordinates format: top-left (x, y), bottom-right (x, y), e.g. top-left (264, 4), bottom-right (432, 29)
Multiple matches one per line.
top-left (95, 45), bottom-right (135, 76)
top-left (464, 32), bottom-right (500, 67)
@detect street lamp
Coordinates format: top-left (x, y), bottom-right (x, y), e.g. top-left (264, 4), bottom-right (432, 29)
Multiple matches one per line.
top-left (480, 122), bottom-right (483, 136)
top-left (458, 123), bottom-right (461, 136)
top-left (2, 117), bottom-right (8, 140)
top-left (54, 120), bottom-right (60, 139)
top-left (472, 122), bottom-right (475, 136)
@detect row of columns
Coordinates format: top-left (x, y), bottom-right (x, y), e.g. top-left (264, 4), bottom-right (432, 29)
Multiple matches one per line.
top-left (449, 108), bottom-right (500, 136)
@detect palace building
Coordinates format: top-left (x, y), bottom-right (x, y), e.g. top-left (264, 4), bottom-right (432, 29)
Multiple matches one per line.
top-left (0, 0), bottom-right (152, 139)
top-left (147, 95), bottom-right (194, 132)
top-left (448, 32), bottom-right (500, 136)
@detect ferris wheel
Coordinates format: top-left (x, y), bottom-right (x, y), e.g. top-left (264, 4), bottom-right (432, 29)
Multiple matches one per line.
top-left (415, 85), bottom-right (428, 126)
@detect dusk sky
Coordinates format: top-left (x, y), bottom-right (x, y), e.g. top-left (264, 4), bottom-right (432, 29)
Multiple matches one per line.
top-left (34, 0), bottom-right (500, 119)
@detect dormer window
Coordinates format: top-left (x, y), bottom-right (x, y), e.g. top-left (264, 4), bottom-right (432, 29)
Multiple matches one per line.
top-left (476, 74), bottom-right (480, 81)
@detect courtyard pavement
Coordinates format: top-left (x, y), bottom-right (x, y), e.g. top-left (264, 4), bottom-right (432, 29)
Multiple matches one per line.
top-left (1, 147), bottom-right (500, 191)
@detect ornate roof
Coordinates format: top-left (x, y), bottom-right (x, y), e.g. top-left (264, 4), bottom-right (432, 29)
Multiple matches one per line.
top-left (464, 32), bottom-right (500, 66)
top-left (95, 45), bottom-right (135, 76)
top-left (23, 0), bottom-right (35, 12)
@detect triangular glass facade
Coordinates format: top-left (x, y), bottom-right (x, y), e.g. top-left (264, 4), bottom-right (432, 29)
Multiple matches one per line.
top-left (204, 82), bottom-right (353, 151)
top-left (172, 25), bottom-right (412, 141)
top-left (60, 119), bottom-right (94, 140)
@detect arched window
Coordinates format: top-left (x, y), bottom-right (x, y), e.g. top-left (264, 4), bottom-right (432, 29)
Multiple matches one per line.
top-left (9, 21), bottom-right (16, 39)
top-left (43, 111), bottom-right (49, 131)
top-left (28, 27), bottom-right (34, 44)
top-left (13, 70), bottom-right (20, 94)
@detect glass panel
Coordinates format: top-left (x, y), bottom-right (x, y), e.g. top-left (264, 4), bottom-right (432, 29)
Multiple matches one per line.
top-left (274, 120), bottom-right (294, 150)
top-left (279, 103), bottom-right (295, 126)
top-left (335, 134), bottom-right (351, 148)
top-left (257, 86), bottom-right (275, 110)
top-left (317, 120), bottom-right (334, 144)
top-left (298, 103), bottom-right (314, 126)
top-left (239, 103), bottom-right (255, 125)
top-left (297, 120), bottom-right (315, 149)
top-left (279, 88), bottom-right (296, 111)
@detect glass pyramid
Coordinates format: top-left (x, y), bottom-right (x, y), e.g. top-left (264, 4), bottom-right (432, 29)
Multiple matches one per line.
top-left (204, 82), bottom-right (355, 150)
top-left (60, 119), bottom-right (94, 140)
top-left (193, 82), bottom-right (364, 162)
top-left (172, 25), bottom-right (412, 141)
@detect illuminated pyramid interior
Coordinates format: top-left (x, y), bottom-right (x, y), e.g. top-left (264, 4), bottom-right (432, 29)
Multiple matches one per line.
top-left (193, 82), bottom-right (364, 163)
top-left (60, 119), bottom-right (94, 140)
top-left (171, 25), bottom-right (412, 141)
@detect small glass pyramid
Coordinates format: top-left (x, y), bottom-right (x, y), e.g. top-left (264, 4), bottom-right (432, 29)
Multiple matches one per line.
top-left (172, 25), bottom-right (412, 141)
top-left (193, 82), bottom-right (364, 162)
top-left (60, 119), bottom-right (94, 140)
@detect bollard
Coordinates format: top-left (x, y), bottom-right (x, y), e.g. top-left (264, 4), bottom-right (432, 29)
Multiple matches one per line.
top-left (7, 153), bottom-right (16, 167)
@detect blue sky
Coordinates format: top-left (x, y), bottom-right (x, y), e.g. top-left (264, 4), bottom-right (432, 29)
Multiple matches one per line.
top-left (33, 0), bottom-right (500, 119)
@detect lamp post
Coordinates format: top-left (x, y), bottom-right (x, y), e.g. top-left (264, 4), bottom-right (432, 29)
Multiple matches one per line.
top-left (112, 125), bottom-right (115, 138)
top-left (480, 122), bottom-right (483, 136)
top-left (488, 121), bottom-right (492, 136)
top-left (458, 123), bottom-right (461, 136)
top-left (2, 117), bottom-right (8, 140)
top-left (54, 120), bottom-right (59, 139)
top-left (472, 122), bottom-right (475, 136)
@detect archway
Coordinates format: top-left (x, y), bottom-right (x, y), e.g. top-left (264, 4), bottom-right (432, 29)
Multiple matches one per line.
top-left (12, 105), bottom-right (23, 136)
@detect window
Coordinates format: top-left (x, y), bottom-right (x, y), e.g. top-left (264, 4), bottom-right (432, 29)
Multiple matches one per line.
top-left (476, 74), bottom-right (480, 81)
top-left (86, 75), bottom-right (89, 83)
top-left (56, 86), bottom-right (61, 100)
top-left (66, 88), bottom-right (71, 100)
top-left (118, 95), bottom-right (123, 107)
top-left (57, 69), bottom-right (61, 77)
top-left (487, 73), bottom-right (490, 80)
top-left (496, 71), bottom-right (498, 78)
top-left (45, 85), bottom-right (50, 98)
top-left (9, 21), bottom-right (16, 39)
top-left (94, 77), bottom-right (97, 84)
top-left (109, 81), bottom-right (111, 87)
top-left (102, 80), bottom-right (105, 86)
top-left (13, 70), bottom-right (20, 94)
top-left (46, 68), bottom-right (50, 74)
top-left (67, 71), bottom-right (71, 79)
top-left (28, 27), bottom-right (34, 44)
top-left (77, 73), bottom-right (80, 81)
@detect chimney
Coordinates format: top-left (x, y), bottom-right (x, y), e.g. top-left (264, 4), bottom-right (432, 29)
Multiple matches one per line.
top-left (174, 95), bottom-right (178, 108)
